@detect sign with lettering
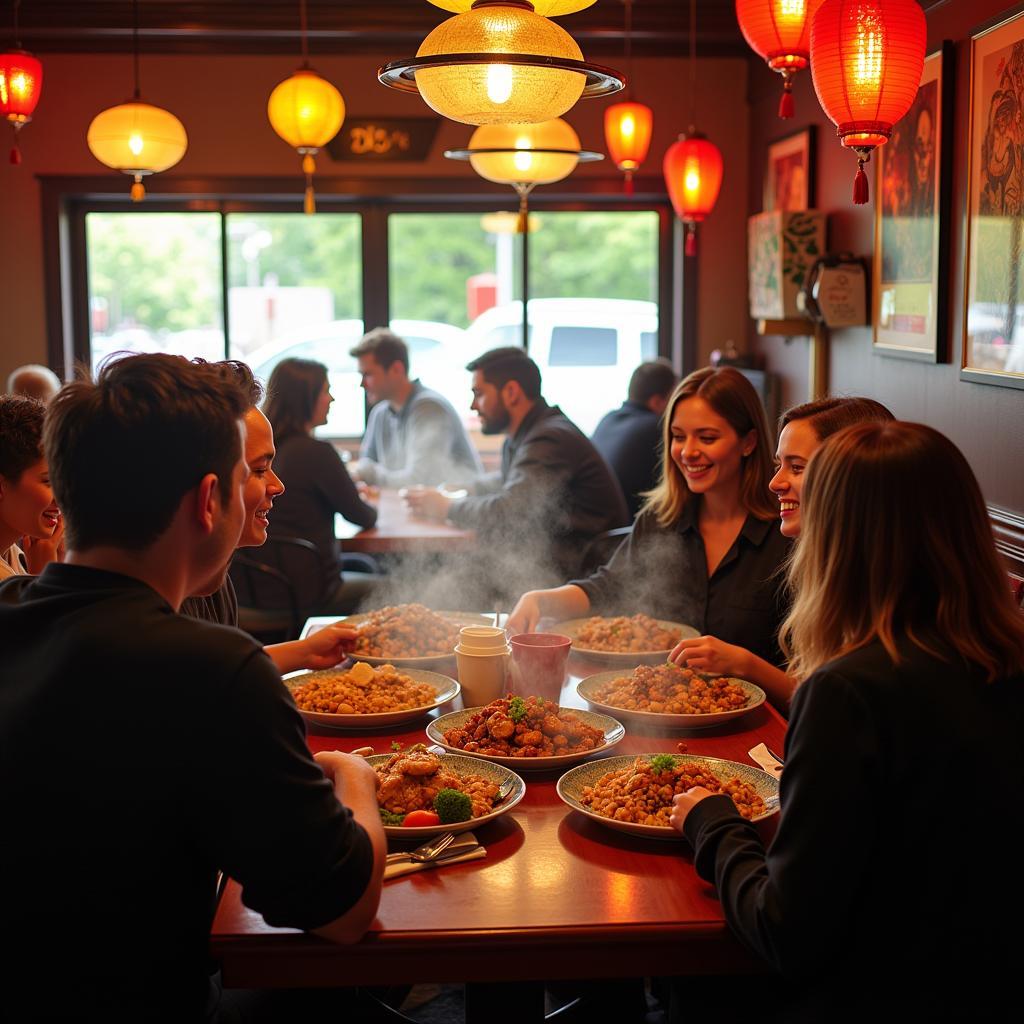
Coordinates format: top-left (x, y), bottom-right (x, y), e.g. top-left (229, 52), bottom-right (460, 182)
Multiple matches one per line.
top-left (326, 118), bottom-right (440, 162)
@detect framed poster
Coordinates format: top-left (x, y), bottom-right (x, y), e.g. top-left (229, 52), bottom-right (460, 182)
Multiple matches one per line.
top-left (962, 5), bottom-right (1024, 387)
top-left (873, 43), bottom-right (953, 361)
top-left (764, 127), bottom-right (815, 212)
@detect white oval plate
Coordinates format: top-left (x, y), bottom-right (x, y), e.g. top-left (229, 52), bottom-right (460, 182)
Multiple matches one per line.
top-left (577, 669), bottom-right (766, 730)
top-left (551, 617), bottom-right (698, 665)
top-left (284, 665), bottom-right (460, 729)
top-left (369, 752), bottom-right (526, 838)
top-left (342, 609), bottom-right (493, 667)
top-left (557, 753), bottom-right (780, 840)
top-left (426, 704), bottom-right (625, 770)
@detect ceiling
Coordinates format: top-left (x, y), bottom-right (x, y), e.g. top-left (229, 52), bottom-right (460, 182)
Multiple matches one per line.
top-left (8, 0), bottom-right (754, 59)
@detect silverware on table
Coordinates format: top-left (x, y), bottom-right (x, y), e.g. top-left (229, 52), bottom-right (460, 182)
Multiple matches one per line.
top-left (747, 742), bottom-right (784, 778)
top-left (385, 831), bottom-right (457, 864)
top-left (492, 777), bottom-right (517, 806)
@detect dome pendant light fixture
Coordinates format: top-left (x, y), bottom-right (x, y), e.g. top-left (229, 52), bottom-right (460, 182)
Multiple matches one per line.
top-left (268, 0), bottom-right (345, 215)
top-left (86, 0), bottom-right (187, 201)
top-left (1, 1), bottom-right (43, 165)
top-left (736, 1), bottom-right (826, 119)
top-left (663, 0), bottom-right (723, 255)
top-left (379, 0), bottom-right (624, 126)
top-left (604, 0), bottom-right (653, 194)
top-left (810, 0), bottom-right (926, 204)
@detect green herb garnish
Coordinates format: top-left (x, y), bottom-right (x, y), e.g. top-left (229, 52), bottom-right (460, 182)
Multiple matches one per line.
top-left (390, 740), bottom-right (404, 752)
top-left (649, 754), bottom-right (677, 775)
top-left (379, 808), bottom-right (406, 825)
top-left (508, 696), bottom-right (528, 723)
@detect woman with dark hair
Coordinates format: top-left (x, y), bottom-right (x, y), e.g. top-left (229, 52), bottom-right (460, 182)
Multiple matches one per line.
top-left (264, 357), bottom-right (380, 614)
top-left (508, 367), bottom-right (790, 667)
top-left (669, 395), bottom-right (894, 707)
top-left (671, 422), bottom-right (1024, 1017)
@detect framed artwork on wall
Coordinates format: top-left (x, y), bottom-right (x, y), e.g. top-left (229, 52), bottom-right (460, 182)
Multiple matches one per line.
top-left (962, 5), bottom-right (1024, 388)
top-left (764, 127), bottom-right (815, 212)
top-left (873, 43), bottom-right (953, 362)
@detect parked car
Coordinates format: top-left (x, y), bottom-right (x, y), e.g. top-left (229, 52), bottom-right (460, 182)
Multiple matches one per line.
top-left (465, 298), bottom-right (660, 434)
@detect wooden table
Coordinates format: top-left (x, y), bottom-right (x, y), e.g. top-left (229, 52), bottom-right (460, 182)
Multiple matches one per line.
top-left (210, 650), bottom-right (786, 1015)
top-left (335, 488), bottom-right (475, 555)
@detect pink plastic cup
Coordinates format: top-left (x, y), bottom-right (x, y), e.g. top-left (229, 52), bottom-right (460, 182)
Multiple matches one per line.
top-left (509, 633), bottom-right (572, 704)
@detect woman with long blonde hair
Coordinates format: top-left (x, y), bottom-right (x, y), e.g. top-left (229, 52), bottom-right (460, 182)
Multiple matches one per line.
top-left (671, 421), bottom-right (1024, 1015)
top-left (508, 367), bottom-right (791, 667)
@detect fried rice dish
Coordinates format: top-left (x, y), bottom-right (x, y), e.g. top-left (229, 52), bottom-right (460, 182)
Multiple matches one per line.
top-left (290, 662), bottom-right (437, 715)
top-left (581, 756), bottom-right (767, 824)
top-left (351, 603), bottom-right (460, 658)
top-left (443, 696), bottom-right (606, 758)
top-left (592, 662), bottom-right (750, 715)
top-left (574, 614), bottom-right (682, 653)
top-left (376, 749), bottom-right (499, 818)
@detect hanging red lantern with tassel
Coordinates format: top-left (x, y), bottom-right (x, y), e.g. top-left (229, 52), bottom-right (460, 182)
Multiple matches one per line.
top-left (735, 0), bottom-right (826, 118)
top-left (605, 102), bottom-right (653, 194)
top-left (810, 0), bottom-right (926, 204)
top-left (663, 132), bottom-right (724, 256)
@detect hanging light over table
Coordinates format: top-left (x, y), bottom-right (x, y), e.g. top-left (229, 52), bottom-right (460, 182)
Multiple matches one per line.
top-left (267, 0), bottom-right (345, 214)
top-left (735, 0), bottom-right (826, 118)
top-left (86, 0), bottom-right (186, 200)
top-left (1, 0), bottom-right (43, 164)
top-left (810, 0), bottom-right (926, 204)
top-left (379, 0), bottom-right (623, 126)
top-left (603, 0), bottom-right (653, 193)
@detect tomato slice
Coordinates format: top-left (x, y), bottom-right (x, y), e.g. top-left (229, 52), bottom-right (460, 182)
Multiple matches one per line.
top-left (402, 810), bottom-right (441, 828)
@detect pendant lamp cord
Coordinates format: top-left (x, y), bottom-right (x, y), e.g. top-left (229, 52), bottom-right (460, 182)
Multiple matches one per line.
top-left (132, 0), bottom-right (141, 99)
top-left (13, 0), bottom-right (20, 47)
top-left (300, 0), bottom-right (310, 69)
top-left (624, 0), bottom-right (633, 100)
top-left (688, 0), bottom-right (697, 132)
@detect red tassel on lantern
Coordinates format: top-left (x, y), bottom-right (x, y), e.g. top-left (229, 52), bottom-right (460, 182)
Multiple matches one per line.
top-left (810, 0), bottom-right (926, 203)
top-left (0, 48), bottom-right (43, 165)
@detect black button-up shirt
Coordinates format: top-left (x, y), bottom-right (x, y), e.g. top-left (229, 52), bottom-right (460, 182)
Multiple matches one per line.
top-left (569, 499), bottom-right (792, 665)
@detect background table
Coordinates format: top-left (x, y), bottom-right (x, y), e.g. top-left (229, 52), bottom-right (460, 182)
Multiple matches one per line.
top-left (211, 649), bottom-right (785, 1014)
top-left (335, 488), bottom-right (475, 555)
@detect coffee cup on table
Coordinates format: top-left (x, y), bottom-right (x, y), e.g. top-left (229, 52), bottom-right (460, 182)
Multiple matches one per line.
top-left (454, 626), bottom-right (510, 708)
top-left (508, 633), bottom-right (572, 705)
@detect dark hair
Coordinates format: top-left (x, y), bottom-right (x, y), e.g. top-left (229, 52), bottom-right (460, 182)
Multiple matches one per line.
top-left (780, 396), bottom-right (894, 441)
top-left (263, 358), bottom-right (328, 442)
top-left (465, 347), bottom-right (541, 400)
top-left (349, 327), bottom-right (410, 372)
top-left (44, 353), bottom-right (248, 552)
top-left (0, 395), bottom-right (46, 482)
top-left (628, 359), bottom-right (678, 404)
top-left (193, 359), bottom-right (263, 407)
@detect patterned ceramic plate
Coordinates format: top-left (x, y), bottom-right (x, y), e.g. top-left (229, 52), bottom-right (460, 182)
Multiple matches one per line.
top-left (332, 610), bottom-right (493, 667)
top-left (426, 704), bottom-right (625, 770)
top-left (551, 617), bottom-right (698, 665)
top-left (284, 665), bottom-right (459, 729)
top-left (557, 753), bottom-right (780, 840)
top-left (369, 752), bottom-right (526, 838)
top-left (577, 670), bottom-right (766, 729)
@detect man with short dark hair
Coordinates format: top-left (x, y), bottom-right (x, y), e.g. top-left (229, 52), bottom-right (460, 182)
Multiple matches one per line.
top-left (591, 358), bottom-right (679, 517)
top-left (349, 326), bottom-right (480, 487)
top-left (406, 346), bottom-right (629, 587)
top-left (0, 353), bottom-right (384, 1021)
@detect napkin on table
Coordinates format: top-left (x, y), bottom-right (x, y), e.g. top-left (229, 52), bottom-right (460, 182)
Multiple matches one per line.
top-left (384, 831), bottom-right (486, 881)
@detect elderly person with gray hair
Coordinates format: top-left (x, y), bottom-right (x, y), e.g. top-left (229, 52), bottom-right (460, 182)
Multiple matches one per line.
top-left (7, 364), bottom-right (62, 404)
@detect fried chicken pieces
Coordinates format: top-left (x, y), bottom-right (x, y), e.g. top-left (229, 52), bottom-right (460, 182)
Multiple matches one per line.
top-left (376, 749), bottom-right (498, 818)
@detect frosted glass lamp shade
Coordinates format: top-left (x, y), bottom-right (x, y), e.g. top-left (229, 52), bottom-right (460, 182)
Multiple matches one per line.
top-left (267, 69), bottom-right (345, 151)
top-left (87, 101), bottom-right (187, 174)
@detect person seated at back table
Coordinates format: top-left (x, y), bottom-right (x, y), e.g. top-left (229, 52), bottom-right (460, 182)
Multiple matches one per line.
top-left (0, 394), bottom-right (64, 579)
top-left (264, 357), bottom-right (382, 614)
top-left (0, 354), bottom-right (385, 1022)
top-left (670, 421), bottom-right (1024, 1019)
top-left (405, 346), bottom-right (630, 593)
top-left (508, 366), bottom-right (790, 669)
top-left (591, 358), bottom-right (679, 518)
top-left (349, 327), bottom-right (481, 488)
top-left (6, 362), bottom-right (62, 403)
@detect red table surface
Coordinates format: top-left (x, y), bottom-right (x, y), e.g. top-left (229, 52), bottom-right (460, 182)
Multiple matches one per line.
top-left (210, 654), bottom-right (786, 988)
top-left (335, 488), bottom-right (475, 554)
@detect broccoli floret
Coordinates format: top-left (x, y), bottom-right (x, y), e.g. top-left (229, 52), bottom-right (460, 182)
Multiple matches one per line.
top-left (433, 788), bottom-right (473, 824)
top-left (649, 754), bottom-right (677, 775)
top-left (508, 696), bottom-right (528, 723)
top-left (379, 808), bottom-right (406, 825)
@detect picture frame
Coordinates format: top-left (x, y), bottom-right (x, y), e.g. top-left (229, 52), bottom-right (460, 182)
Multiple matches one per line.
top-left (873, 43), bottom-right (953, 362)
top-left (962, 5), bottom-right (1024, 388)
top-left (764, 127), bottom-right (815, 212)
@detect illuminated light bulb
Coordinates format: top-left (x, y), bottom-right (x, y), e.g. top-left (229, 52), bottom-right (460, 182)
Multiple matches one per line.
top-left (128, 133), bottom-right (143, 156)
top-left (487, 64), bottom-right (514, 105)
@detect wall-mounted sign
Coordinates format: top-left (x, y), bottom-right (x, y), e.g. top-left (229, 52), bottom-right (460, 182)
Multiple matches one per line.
top-left (326, 118), bottom-right (440, 162)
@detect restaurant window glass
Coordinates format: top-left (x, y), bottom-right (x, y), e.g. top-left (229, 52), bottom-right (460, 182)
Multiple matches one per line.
top-left (86, 212), bottom-right (224, 374)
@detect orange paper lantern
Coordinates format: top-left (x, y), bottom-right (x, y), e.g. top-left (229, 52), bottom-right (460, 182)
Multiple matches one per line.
top-left (810, 0), bottom-right (926, 203)
top-left (604, 101), bottom-right (653, 192)
top-left (735, 0), bottom-right (825, 117)
top-left (663, 132), bottom-right (723, 255)
top-left (0, 48), bottom-right (42, 163)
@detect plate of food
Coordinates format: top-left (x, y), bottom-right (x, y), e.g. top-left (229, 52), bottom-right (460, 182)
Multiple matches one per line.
top-left (370, 747), bottom-right (526, 837)
top-left (551, 614), bottom-right (698, 664)
top-left (557, 753), bottom-right (779, 839)
top-left (577, 663), bottom-right (765, 729)
top-left (340, 603), bottom-right (492, 666)
top-left (426, 695), bottom-right (625, 770)
top-left (285, 661), bottom-right (459, 729)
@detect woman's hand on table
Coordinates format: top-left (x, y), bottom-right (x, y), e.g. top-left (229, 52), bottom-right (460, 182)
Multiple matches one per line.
top-left (266, 622), bottom-right (358, 674)
top-left (670, 635), bottom-right (750, 677)
top-left (507, 592), bottom-right (544, 634)
top-left (670, 787), bottom-right (716, 834)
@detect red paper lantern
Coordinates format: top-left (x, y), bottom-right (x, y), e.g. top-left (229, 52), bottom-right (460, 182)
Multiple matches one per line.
top-left (604, 101), bottom-right (653, 193)
top-left (0, 48), bottom-right (42, 164)
top-left (810, 0), bottom-right (926, 203)
top-left (663, 132), bottom-right (724, 256)
top-left (736, 0), bottom-right (826, 118)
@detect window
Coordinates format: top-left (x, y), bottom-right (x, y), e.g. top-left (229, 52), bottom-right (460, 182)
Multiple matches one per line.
top-left (548, 326), bottom-right (617, 367)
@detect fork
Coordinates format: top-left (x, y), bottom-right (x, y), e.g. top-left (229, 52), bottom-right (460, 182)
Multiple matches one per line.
top-left (385, 831), bottom-right (457, 864)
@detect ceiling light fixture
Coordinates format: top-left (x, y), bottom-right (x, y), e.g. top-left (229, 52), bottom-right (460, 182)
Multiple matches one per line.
top-left (604, 0), bottom-right (653, 193)
top-left (0, 0), bottom-right (42, 164)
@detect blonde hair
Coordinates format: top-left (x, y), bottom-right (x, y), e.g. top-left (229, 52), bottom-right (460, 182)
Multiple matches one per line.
top-left (642, 366), bottom-right (776, 527)
top-left (781, 421), bottom-right (1024, 683)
